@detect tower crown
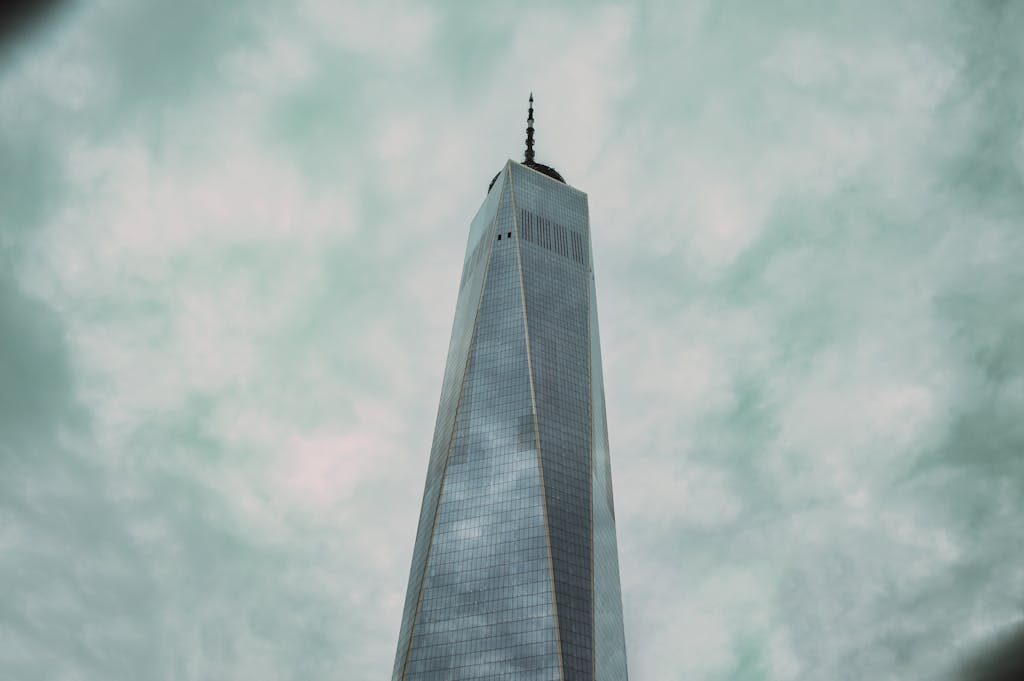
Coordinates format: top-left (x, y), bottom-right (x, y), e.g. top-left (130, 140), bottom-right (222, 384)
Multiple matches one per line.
top-left (488, 94), bottom-right (565, 192)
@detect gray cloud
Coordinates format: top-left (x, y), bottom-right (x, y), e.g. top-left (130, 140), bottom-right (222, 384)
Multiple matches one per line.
top-left (0, 273), bottom-right (74, 437)
top-left (1, 1), bottom-right (1022, 680)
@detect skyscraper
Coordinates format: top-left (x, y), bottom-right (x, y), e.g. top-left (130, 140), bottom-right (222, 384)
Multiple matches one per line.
top-left (391, 96), bottom-right (628, 681)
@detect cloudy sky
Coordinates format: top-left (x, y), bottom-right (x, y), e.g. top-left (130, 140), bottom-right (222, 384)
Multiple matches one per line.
top-left (2, 1), bottom-right (1023, 680)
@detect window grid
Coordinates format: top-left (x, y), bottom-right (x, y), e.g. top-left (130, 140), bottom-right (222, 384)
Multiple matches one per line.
top-left (393, 161), bottom-right (627, 681)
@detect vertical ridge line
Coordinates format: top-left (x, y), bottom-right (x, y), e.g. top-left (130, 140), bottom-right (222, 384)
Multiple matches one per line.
top-left (509, 164), bottom-right (566, 681)
top-left (584, 198), bottom-right (597, 681)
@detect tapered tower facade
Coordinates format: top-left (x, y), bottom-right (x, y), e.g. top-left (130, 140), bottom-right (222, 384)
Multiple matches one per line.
top-left (391, 97), bottom-right (628, 681)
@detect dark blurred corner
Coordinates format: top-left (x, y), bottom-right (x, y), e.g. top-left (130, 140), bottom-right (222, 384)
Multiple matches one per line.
top-left (958, 621), bottom-right (1024, 681)
top-left (0, 0), bottom-right (66, 55)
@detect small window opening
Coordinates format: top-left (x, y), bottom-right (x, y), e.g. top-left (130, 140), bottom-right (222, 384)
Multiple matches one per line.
top-left (507, 232), bottom-right (512, 238)
top-left (497, 234), bottom-right (502, 240)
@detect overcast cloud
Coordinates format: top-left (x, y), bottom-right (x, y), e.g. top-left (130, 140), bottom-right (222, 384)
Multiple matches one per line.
top-left (1, 1), bottom-right (1023, 680)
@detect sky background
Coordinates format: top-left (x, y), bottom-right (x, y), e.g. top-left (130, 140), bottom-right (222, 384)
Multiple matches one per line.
top-left (2, 1), bottom-right (1023, 680)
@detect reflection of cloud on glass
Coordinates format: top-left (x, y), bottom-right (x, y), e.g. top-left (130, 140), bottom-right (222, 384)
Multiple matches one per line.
top-left (392, 160), bottom-right (632, 678)
top-left (403, 191), bottom-right (561, 675)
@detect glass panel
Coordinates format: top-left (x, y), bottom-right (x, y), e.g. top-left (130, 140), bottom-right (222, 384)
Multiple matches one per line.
top-left (401, 169), bottom-right (560, 681)
top-left (392, 174), bottom-right (509, 679)
top-left (589, 277), bottom-right (630, 681)
top-left (394, 161), bottom-right (628, 681)
top-left (512, 162), bottom-right (595, 681)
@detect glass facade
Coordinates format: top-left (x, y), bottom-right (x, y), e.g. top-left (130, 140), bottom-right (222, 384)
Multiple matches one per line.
top-left (392, 161), bottom-right (628, 681)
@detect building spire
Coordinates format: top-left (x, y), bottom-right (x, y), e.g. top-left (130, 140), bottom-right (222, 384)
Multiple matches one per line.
top-left (524, 93), bottom-right (535, 164)
top-left (489, 92), bottom-right (565, 192)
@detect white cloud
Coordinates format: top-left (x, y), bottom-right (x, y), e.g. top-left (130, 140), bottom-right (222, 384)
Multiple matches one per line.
top-left (297, 0), bottom-right (438, 62)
